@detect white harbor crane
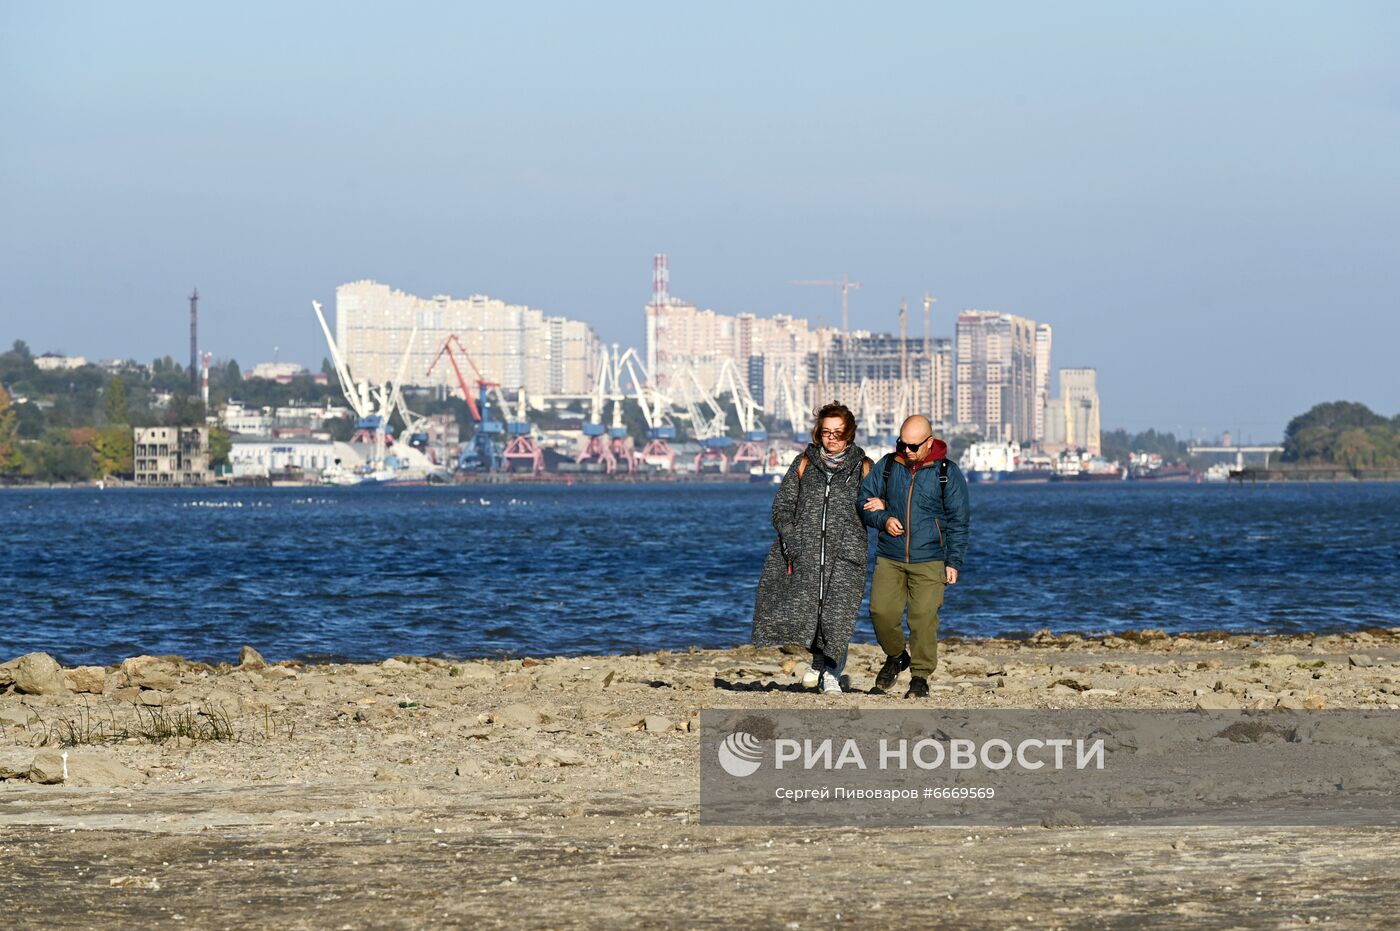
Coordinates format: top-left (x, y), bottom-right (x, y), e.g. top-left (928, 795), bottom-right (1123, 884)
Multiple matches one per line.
top-left (576, 345), bottom-right (618, 473)
top-left (617, 348), bottom-right (673, 471)
top-left (671, 360), bottom-right (731, 473)
top-left (715, 358), bottom-right (767, 470)
top-left (312, 301), bottom-right (444, 482)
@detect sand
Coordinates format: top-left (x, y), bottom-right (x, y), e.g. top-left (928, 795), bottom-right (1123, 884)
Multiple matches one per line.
top-left (3, 628), bottom-right (1400, 928)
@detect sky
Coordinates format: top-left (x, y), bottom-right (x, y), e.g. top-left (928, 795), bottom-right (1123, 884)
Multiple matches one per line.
top-left (1, 1), bottom-right (1396, 440)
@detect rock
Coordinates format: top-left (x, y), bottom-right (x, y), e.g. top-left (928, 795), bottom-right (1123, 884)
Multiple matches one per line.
top-left (381, 658), bottom-right (414, 671)
top-left (1349, 654), bottom-right (1374, 668)
top-left (539, 748), bottom-right (585, 767)
top-left (446, 664), bottom-right (496, 682)
top-left (138, 690), bottom-right (165, 706)
top-left (1050, 678), bottom-right (1091, 692)
top-left (65, 752), bottom-right (144, 787)
top-left (353, 706), bottom-right (376, 723)
top-left (66, 666), bottom-right (106, 694)
top-left (491, 703), bottom-right (549, 727)
top-left (120, 656), bottom-right (180, 692)
top-left (1303, 693), bottom-right (1327, 710)
top-left (1250, 654), bottom-right (1301, 670)
top-left (0, 707), bottom-right (37, 727)
top-left (0, 658), bottom-right (14, 688)
top-left (455, 758), bottom-right (485, 777)
top-left (945, 656), bottom-right (990, 677)
top-left (238, 645), bottom-right (267, 670)
top-left (1195, 693), bottom-right (1242, 710)
top-left (0, 749), bottom-right (32, 780)
top-left (28, 750), bottom-right (67, 784)
top-left (11, 653), bottom-right (69, 696)
top-left (593, 670), bottom-right (616, 690)
top-left (520, 657), bottom-right (543, 668)
top-left (1274, 696), bottom-right (1307, 711)
top-left (260, 666), bottom-right (298, 681)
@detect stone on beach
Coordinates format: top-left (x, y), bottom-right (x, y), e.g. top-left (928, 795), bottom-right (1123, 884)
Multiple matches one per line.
top-left (28, 750), bottom-right (67, 784)
top-left (120, 656), bottom-right (181, 692)
top-left (238, 645), bottom-right (267, 670)
top-left (0, 707), bottom-right (37, 727)
top-left (10, 653), bottom-right (70, 696)
top-left (490, 703), bottom-right (550, 727)
top-left (1195, 693), bottom-right (1243, 710)
top-left (0, 749), bottom-right (32, 780)
top-left (66, 665), bottom-right (107, 694)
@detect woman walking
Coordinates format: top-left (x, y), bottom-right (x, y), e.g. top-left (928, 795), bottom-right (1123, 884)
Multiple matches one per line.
top-left (751, 403), bottom-right (872, 694)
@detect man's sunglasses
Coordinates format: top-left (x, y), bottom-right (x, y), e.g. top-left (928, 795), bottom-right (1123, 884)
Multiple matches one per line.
top-left (896, 437), bottom-right (931, 455)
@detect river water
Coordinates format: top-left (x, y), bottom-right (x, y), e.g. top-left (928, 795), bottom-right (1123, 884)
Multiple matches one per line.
top-left (2, 482), bottom-right (1396, 665)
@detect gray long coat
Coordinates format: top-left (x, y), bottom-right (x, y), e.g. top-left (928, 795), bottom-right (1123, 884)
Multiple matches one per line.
top-left (751, 444), bottom-right (871, 669)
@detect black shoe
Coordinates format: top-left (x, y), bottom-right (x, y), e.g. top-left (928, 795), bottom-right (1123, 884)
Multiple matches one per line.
top-left (875, 650), bottom-right (911, 691)
top-left (905, 676), bottom-right (930, 699)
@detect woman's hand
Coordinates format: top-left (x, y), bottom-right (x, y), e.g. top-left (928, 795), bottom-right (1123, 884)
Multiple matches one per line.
top-left (863, 497), bottom-right (885, 512)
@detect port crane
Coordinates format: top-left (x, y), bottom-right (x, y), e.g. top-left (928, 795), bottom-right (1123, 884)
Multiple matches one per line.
top-left (427, 334), bottom-right (502, 472)
top-left (672, 360), bottom-right (731, 473)
top-left (715, 358), bottom-right (768, 470)
top-left (617, 349), bottom-right (676, 472)
top-left (576, 345), bottom-right (619, 473)
top-left (312, 300), bottom-right (408, 471)
top-left (497, 385), bottom-right (545, 475)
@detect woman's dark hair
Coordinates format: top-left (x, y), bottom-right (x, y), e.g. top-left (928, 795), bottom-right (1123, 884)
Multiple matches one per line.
top-left (811, 402), bottom-right (857, 445)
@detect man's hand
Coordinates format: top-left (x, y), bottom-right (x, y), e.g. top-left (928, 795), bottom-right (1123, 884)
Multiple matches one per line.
top-left (884, 516), bottom-right (904, 536)
top-left (863, 497), bottom-right (885, 512)
top-left (945, 566), bottom-right (959, 585)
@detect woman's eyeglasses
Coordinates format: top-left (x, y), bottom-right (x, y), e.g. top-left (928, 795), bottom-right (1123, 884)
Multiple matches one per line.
top-left (819, 430), bottom-right (846, 439)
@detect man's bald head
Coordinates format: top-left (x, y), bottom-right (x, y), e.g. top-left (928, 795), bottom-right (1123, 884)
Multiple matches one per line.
top-left (899, 416), bottom-right (932, 444)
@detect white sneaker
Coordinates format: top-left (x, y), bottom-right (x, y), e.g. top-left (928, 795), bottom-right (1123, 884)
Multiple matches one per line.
top-left (802, 666), bottom-right (821, 689)
top-left (820, 671), bottom-right (843, 694)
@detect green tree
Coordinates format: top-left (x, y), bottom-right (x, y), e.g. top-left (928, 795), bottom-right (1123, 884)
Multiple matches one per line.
top-left (21, 429), bottom-right (95, 482)
top-left (11, 339), bottom-right (31, 360)
top-left (0, 384), bottom-right (20, 475)
top-left (164, 394), bottom-right (206, 426)
top-left (93, 425), bottom-right (134, 477)
top-left (209, 426), bottom-right (232, 468)
top-left (103, 375), bottom-right (129, 424)
top-left (1282, 401), bottom-right (1395, 465)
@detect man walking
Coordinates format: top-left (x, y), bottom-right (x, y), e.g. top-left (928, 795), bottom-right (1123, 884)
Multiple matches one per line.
top-left (858, 416), bottom-right (970, 698)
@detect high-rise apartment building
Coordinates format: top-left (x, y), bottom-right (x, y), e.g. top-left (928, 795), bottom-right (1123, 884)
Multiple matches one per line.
top-left (335, 281), bottom-right (599, 399)
top-left (955, 310), bottom-right (1038, 444)
top-left (645, 297), bottom-right (825, 424)
top-left (1034, 323), bottom-right (1052, 443)
top-left (810, 333), bottom-right (953, 433)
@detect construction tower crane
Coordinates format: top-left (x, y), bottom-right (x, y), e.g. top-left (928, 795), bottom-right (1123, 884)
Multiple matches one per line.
top-left (715, 358), bottom-right (768, 470)
top-left (427, 335), bottom-right (502, 472)
top-left (770, 361), bottom-right (807, 443)
top-left (617, 348), bottom-right (676, 472)
top-left (790, 274), bottom-right (861, 333)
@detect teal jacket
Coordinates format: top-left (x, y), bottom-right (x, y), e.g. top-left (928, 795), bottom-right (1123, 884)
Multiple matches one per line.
top-left (857, 440), bottom-right (970, 570)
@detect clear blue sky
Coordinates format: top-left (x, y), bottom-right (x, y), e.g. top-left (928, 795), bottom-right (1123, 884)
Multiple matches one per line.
top-left (2, 1), bottom-right (1396, 439)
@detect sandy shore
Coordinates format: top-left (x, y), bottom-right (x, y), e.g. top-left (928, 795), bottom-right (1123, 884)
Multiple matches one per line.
top-left (4, 628), bottom-right (1400, 929)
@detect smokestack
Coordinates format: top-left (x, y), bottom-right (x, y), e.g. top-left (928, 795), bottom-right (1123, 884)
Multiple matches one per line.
top-left (189, 288), bottom-right (199, 395)
top-left (201, 352), bottom-right (211, 410)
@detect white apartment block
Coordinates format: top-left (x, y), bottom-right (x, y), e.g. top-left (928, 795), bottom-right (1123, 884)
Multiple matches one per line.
top-left (645, 298), bottom-right (826, 420)
top-left (335, 281), bottom-right (600, 399)
top-left (955, 310), bottom-right (1038, 445)
top-left (1034, 323), bottom-right (1052, 443)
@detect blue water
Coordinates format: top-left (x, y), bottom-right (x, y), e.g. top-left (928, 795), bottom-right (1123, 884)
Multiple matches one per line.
top-left (1, 483), bottom-right (1397, 666)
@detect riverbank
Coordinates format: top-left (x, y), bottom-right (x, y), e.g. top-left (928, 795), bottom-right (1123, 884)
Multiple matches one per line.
top-left (4, 629), bottom-right (1400, 928)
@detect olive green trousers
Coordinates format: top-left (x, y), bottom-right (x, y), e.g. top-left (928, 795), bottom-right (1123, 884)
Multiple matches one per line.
top-left (870, 556), bottom-right (945, 678)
